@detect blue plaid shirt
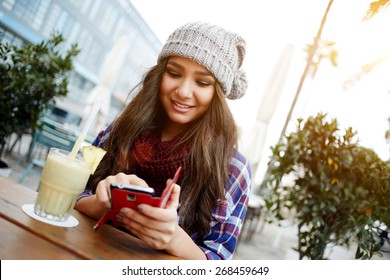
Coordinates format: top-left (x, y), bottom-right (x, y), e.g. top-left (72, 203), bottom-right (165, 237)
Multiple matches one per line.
top-left (78, 126), bottom-right (251, 260)
top-left (194, 151), bottom-right (251, 259)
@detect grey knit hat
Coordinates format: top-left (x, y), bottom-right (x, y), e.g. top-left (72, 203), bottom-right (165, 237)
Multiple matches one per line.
top-left (158, 22), bottom-right (248, 100)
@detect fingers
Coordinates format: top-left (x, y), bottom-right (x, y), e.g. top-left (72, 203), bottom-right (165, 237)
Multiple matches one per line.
top-left (111, 172), bottom-right (149, 187)
top-left (165, 183), bottom-right (181, 210)
top-left (122, 204), bottom-right (177, 225)
top-left (95, 173), bottom-right (181, 250)
top-left (95, 180), bottom-right (111, 209)
top-left (95, 173), bottom-right (149, 209)
top-left (117, 206), bottom-right (178, 250)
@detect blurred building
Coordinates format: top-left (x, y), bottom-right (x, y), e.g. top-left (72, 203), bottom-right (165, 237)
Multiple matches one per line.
top-left (0, 0), bottom-right (161, 128)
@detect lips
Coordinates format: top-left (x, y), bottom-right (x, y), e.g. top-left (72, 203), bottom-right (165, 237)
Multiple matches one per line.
top-left (171, 99), bottom-right (194, 112)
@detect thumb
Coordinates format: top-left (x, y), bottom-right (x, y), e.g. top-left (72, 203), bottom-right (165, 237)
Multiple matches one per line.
top-left (165, 181), bottom-right (181, 210)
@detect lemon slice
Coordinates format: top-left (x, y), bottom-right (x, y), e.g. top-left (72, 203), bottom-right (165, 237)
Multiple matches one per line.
top-left (82, 145), bottom-right (107, 174)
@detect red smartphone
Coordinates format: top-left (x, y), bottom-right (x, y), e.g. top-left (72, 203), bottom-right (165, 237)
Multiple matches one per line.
top-left (110, 183), bottom-right (158, 210)
top-left (93, 166), bottom-right (182, 230)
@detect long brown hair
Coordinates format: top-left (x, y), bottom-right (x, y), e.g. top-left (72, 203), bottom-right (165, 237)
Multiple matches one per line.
top-left (89, 58), bottom-right (238, 237)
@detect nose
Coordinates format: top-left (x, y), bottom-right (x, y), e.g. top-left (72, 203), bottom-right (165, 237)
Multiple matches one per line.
top-left (176, 79), bottom-right (193, 98)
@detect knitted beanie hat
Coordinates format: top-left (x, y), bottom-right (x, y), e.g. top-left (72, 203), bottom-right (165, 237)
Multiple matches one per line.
top-left (158, 22), bottom-right (248, 100)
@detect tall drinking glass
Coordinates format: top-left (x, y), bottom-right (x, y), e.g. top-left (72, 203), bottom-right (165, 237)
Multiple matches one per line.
top-left (34, 148), bottom-right (92, 222)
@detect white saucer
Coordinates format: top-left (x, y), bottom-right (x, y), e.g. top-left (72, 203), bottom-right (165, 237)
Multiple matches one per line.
top-left (22, 204), bottom-right (79, 228)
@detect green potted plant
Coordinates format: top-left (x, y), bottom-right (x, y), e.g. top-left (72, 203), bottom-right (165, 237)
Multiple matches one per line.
top-left (262, 113), bottom-right (390, 259)
top-left (0, 32), bottom-right (79, 167)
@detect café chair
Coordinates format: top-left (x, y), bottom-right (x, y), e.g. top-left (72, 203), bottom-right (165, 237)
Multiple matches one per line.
top-left (238, 193), bottom-right (265, 244)
top-left (18, 120), bottom-right (77, 184)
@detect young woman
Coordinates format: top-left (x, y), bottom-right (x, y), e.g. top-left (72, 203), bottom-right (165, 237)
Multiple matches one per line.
top-left (75, 22), bottom-right (251, 260)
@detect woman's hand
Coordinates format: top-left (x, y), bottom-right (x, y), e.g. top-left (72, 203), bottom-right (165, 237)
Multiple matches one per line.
top-left (94, 172), bottom-right (149, 210)
top-left (75, 173), bottom-right (150, 220)
top-left (116, 180), bottom-right (181, 250)
top-left (78, 176), bottom-right (206, 259)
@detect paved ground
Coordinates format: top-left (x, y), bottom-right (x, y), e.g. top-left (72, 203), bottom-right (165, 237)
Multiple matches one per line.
top-left (1, 133), bottom-right (389, 260)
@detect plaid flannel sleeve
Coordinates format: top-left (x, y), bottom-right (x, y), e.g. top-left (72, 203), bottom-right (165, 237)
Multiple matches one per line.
top-left (196, 151), bottom-right (252, 260)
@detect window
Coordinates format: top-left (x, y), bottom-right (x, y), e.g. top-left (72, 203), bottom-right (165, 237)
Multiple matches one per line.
top-left (87, 0), bottom-right (102, 21)
top-left (1, 0), bottom-right (16, 11)
top-left (31, 0), bottom-right (50, 31)
top-left (98, 4), bottom-right (118, 36)
top-left (41, 2), bottom-right (60, 37)
top-left (0, 26), bottom-right (25, 47)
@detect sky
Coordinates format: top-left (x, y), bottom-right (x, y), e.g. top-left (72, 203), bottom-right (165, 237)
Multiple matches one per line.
top-left (130, 0), bottom-right (390, 183)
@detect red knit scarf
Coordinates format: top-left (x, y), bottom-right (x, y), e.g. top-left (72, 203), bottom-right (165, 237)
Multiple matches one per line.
top-left (130, 130), bottom-right (191, 196)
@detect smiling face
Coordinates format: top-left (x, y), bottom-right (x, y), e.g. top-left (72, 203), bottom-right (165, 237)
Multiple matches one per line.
top-left (159, 56), bottom-right (216, 140)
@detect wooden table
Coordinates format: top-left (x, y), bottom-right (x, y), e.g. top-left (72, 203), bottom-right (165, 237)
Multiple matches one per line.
top-left (0, 176), bottom-right (180, 260)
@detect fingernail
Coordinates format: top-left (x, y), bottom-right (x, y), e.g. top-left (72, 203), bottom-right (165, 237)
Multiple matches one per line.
top-left (120, 208), bottom-right (128, 214)
top-left (137, 204), bottom-right (145, 212)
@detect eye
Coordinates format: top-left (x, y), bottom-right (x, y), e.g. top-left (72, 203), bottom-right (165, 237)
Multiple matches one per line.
top-left (166, 68), bottom-right (181, 78)
top-left (196, 80), bottom-right (212, 87)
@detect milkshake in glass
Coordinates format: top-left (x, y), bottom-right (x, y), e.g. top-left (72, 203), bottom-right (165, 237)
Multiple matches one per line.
top-left (34, 148), bottom-right (92, 222)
